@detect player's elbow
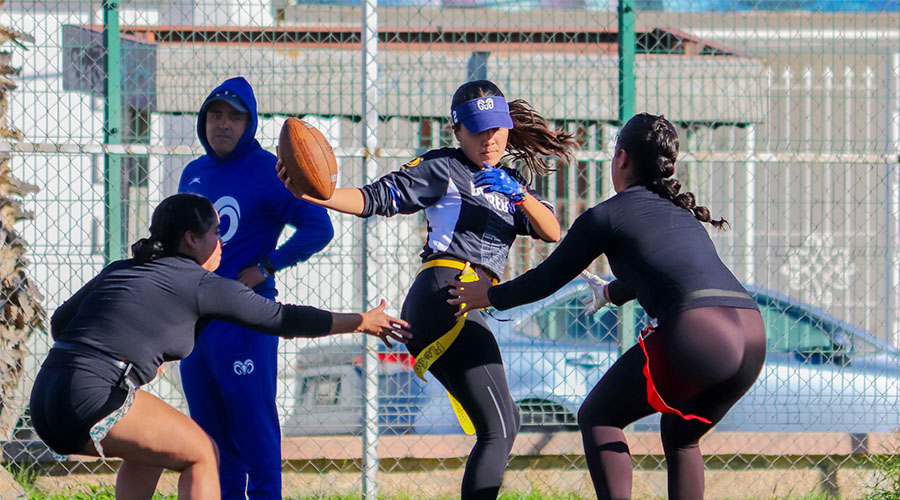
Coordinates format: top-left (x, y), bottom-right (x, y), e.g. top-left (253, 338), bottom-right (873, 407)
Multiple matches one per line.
top-left (314, 223), bottom-right (335, 250)
top-left (303, 215), bottom-right (335, 249)
top-left (49, 315), bottom-right (64, 340)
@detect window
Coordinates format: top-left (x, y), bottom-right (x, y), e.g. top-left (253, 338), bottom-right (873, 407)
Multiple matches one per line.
top-left (758, 302), bottom-right (833, 354)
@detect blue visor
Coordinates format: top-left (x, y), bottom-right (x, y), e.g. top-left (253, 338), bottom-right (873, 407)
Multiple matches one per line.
top-left (451, 96), bottom-right (513, 134)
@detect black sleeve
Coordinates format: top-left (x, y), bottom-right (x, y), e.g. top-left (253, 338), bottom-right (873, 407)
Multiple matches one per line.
top-left (358, 156), bottom-right (450, 218)
top-left (489, 206), bottom-right (610, 311)
top-left (50, 260), bottom-right (127, 340)
top-left (196, 273), bottom-right (333, 338)
top-left (607, 280), bottom-right (636, 305)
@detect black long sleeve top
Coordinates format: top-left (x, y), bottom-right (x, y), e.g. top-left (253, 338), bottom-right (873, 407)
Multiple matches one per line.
top-left (50, 255), bottom-right (332, 385)
top-left (489, 186), bottom-right (758, 324)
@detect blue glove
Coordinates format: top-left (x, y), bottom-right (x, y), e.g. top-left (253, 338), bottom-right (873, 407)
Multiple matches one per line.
top-left (474, 166), bottom-right (526, 203)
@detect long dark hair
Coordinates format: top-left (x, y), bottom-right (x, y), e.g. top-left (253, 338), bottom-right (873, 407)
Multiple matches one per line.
top-left (131, 193), bottom-right (218, 264)
top-left (451, 80), bottom-right (578, 180)
top-left (618, 113), bottom-right (728, 230)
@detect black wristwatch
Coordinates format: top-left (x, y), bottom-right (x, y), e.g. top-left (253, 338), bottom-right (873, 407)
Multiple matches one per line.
top-left (258, 256), bottom-right (276, 278)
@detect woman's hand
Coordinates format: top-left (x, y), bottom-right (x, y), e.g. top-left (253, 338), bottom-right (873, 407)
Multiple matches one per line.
top-left (473, 167), bottom-right (526, 202)
top-left (275, 157), bottom-right (306, 199)
top-left (276, 149), bottom-right (366, 215)
top-left (356, 299), bottom-right (413, 347)
top-left (446, 267), bottom-right (494, 317)
top-left (476, 164), bottom-right (561, 242)
top-left (236, 265), bottom-right (267, 289)
top-left (579, 270), bottom-right (610, 315)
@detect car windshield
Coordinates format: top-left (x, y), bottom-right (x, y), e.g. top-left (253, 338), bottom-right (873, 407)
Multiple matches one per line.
top-left (758, 299), bottom-right (836, 354)
top-left (755, 295), bottom-right (898, 357)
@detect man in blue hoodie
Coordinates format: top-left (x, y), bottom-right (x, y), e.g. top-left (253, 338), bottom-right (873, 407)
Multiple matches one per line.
top-left (179, 77), bottom-right (334, 498)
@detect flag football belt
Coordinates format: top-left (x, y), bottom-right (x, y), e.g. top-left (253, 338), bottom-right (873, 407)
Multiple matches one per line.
top-left (637, 325), bottom-right (712, 424)
top-left (52, 341), bottom-right (137, 387)
top-left (412, 258), bottom-right (498, 435)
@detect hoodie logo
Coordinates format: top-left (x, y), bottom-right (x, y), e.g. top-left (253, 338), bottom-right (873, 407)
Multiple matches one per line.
top-left (233, 359), bottom-right (254, 375)
top-left (189, 177), bottom-right (201, 186)
top-left (214, 196), bottom-right (241, 244)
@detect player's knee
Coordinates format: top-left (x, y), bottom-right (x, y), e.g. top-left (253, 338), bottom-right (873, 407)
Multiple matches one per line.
top-left (179, 432), bottom-right (219, 471)
top-left (576, 404), bottom-right (591, 432)
top-left (660, 425), bottom-right (701, 455)
top-left (577, 404), bottom-right (614, 433)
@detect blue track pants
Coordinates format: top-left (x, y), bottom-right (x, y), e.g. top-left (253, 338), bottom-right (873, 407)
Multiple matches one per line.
top-left (181, 321), bottom-right (282, 499)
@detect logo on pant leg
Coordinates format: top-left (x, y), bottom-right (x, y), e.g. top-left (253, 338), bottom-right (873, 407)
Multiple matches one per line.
top-left (233, 359), bottom-right (255, 375)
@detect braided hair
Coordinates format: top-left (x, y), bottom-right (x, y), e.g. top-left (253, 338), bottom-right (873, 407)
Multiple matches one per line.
top-left (131, 193), bottom-right (218, 264)
top-left (619, 113), bottom-right (728, 230)
top-left (450, 80), bottom-right (578, 180)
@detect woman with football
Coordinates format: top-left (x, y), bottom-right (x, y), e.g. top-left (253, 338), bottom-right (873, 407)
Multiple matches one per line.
top-left (277, 79), bottom-right (577, 500)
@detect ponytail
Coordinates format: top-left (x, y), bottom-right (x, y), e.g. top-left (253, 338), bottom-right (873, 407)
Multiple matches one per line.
top-left (620, 113), bottom-right (728, 230)
top-left (131, 237), bottom-right (166, 264)
top-left (646, 178), bottom-right (728, 230)
top-left (505, 99), bottom-right (578, 180)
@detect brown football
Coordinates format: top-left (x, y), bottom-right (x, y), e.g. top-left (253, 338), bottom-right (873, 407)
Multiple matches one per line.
top-left (278, 118), bottom-right (337, 200)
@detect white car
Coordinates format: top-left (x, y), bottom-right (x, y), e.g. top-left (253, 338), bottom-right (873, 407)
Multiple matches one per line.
top-left (283, 278), bottom-right (900, 435)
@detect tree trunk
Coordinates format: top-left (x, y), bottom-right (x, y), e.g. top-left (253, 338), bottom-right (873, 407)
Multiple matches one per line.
top-left (0, 13), bottom-right (44, 443)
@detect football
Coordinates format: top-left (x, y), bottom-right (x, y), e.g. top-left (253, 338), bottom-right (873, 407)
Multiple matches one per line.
top-left (278, 118), bottom-right (338, 200)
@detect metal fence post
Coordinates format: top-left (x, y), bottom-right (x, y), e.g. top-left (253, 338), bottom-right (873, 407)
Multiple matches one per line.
top-left (617, 0), bottom-right (635, 125)
top-left (361, 1), bottom-right (379, 498)
top-left (616, 0), bottom-right (637, 360)
top-left (103, 0), bottom-right (123, 263)
top-left (887, 51), bottom-right (900, 348)
top-left (745, 125), bottom-right (757, 284)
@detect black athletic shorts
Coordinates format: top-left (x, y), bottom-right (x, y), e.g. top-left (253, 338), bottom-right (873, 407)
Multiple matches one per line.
top-left (30, 349), bottom-right (130, 455)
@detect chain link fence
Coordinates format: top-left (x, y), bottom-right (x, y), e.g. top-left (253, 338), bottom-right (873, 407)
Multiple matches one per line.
top-left (1, 0), bottom-right (899, 497)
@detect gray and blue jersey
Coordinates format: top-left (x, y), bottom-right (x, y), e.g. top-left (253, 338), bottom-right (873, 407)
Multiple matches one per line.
top-left (359, 147), bottom-right (552, 278)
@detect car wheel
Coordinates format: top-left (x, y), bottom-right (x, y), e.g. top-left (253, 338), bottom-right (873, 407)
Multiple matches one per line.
top-left (516, 399), bottom-right (577, 432)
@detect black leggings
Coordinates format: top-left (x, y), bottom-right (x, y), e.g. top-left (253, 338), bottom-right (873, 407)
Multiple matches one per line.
top-left (403, 266), bottom-right (520, 500)
top-left (577, 306), bottom-right (766, 500)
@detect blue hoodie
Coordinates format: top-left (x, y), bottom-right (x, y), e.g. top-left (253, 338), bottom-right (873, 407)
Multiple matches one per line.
top-left (179, 77), bottom-right (333, 296)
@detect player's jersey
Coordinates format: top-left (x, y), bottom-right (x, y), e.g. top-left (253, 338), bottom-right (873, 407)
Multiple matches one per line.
top-left (489, 185), bottom-right (758, 324)
top-left (359, 148), bottom-right (552, 278)
top-left (50, 256), bottom-right (333, 385)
